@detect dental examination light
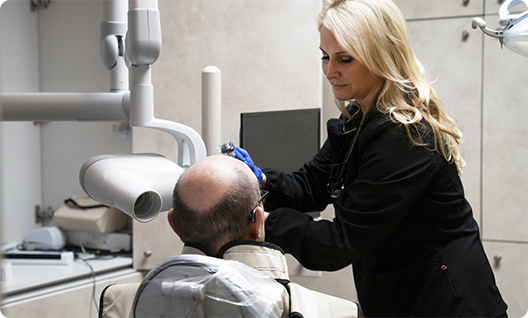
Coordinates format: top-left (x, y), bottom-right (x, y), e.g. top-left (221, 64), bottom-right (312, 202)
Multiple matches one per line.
top-left (472, 0), bottom-right (528, 57)
top-left (80, 154), bottom-right (184, 223)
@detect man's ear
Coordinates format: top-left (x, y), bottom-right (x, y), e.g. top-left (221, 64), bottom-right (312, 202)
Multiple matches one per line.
top-left (167, 208), bottom-right (181, 237)
top-left (250, 206), bottom-right (265, 241)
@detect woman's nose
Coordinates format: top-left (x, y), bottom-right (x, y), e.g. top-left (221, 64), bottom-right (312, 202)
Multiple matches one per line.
top-left (325, 60), bottom-right (339, 79)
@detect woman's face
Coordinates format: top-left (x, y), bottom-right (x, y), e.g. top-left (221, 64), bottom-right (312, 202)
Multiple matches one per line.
top-left (320, 26), bottom-right (383, 111)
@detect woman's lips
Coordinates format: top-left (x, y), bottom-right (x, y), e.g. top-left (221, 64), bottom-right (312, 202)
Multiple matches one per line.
top-left (331, 84), bottom-right (347, 90)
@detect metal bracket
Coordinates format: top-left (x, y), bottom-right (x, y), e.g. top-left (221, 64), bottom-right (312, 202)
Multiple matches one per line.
top-left (35, 205), bottom-right (54, 223)
top-left (30, 0), bottom-right (51, 11)
top-left (112, 121), bottom-right (131, 137)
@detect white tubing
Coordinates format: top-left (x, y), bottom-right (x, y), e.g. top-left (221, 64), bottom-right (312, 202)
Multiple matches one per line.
top-left (201, 66), bottom-right (222, 156)
top-left (103, 0), bottom-right (128, 22)
top-left (100, 0), bottom-right (128, 89)
top-left (0, 92), bottom-right (129, 121)
top-left (110, 55), bottom-right (129, 91)
top-left (129, 65), bottom-right (207, 166)
top-left (129, 0), bottom-right (158, 10)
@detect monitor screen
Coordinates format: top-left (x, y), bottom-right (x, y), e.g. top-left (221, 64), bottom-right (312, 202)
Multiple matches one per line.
top-left (240, 108), bottom-right (320, 173)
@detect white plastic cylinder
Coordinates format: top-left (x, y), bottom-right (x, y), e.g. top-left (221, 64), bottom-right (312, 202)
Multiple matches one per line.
top-left (201, 66), bottom-right (222, 156)
top-left (79, 154), bottom-right (185, 222)
top-left (110, 56), bottom-right (129, 91)
top-left (129, 64), bottom-right (155, 126)
top-left (103, 0), bottom-right (128, 23)
top-left (129, 0), bottom-right (158, 10)
top-left (126, 0), bottom-right (161, 65)
top-left (100, 0), bottom-right (129, 89)
top-left (103, 169), bottom-right (162, 222)
top-left (0, 92), bottom-right (128, 121)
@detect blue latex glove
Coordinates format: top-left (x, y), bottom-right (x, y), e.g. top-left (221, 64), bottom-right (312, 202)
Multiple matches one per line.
top-left (233, 146), bottom-right (263, 183)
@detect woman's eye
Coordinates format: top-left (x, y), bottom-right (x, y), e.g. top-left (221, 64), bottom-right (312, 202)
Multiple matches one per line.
top-left (321, 55), bottom-right (329, 61)
top-left (340, 57), bottom-right (353, 63)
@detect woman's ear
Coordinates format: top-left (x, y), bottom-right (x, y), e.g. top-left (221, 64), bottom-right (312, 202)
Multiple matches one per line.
top-left (167, 208), bottom-right (180, 237)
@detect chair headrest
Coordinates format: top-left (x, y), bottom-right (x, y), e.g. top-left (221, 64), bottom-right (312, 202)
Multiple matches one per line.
top-left (130, 254), bottom-right (288, 318)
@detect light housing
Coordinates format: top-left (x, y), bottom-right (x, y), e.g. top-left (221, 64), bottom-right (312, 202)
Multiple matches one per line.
top-left (80, 154), bottom-right (184, 222)
top-left (472, 0), bottom-right (528, 57)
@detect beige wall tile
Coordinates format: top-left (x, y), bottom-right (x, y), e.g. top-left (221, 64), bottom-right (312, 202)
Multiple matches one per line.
top-left (135, 0), bottom-right (322, 160)
top-left (394, 0), bottom-right (483, 20)
top-left (481, 16), bottom-right (528, 242)
top-left (483, 241), bottom-right (528, 318)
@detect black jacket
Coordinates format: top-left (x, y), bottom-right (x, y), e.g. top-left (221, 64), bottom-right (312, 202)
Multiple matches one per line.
top-left (263, 105), bottom-right (507, 317)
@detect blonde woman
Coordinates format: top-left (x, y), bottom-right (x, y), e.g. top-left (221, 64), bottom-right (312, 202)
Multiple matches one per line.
top-left (232, 0), bottom-right (507, 316)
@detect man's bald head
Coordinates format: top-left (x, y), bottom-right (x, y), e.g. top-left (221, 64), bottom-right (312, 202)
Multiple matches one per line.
top-left (171, 155), bottom-right (261, 254)
top-left (176, 155), bottom-right (257, 213)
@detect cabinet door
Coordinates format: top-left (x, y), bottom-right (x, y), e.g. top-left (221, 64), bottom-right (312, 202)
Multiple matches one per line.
top-left (133, 214), bottom-right (182, 270)
top-left (1, 270), bottom-right (143, 318)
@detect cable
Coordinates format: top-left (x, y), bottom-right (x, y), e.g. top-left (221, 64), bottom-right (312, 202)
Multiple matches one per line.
top-left (64, 198), bottom-right (107, 210)
top-left (76, 244), bottom-right (99, 313)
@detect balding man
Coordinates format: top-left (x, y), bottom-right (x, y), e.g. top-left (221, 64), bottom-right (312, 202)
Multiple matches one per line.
top-left (166, 155), bottom-right (359, 318)
top-left (168, 154), bottom-right (267, 256)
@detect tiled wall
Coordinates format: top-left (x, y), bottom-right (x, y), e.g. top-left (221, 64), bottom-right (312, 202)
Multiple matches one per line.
top-left (133, 0), bottom-right (322, 163)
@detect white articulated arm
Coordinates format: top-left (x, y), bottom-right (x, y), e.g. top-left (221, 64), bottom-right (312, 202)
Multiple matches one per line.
top-left (126, 0), bottom-right (207, 166)
top-left (100, 0), bottom-right (129, 91)
top-left (0, 0), bottom-right (130, 121)
top-left (1, 0), bottom-right (207, 166)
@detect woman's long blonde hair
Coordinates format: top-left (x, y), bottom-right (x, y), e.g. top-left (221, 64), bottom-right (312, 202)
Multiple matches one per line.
top-left (318, 0), bottom-right (465, 174)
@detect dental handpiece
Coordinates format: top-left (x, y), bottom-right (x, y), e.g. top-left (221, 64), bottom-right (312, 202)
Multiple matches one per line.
top-left (219, 140), bottom-right (236, 157)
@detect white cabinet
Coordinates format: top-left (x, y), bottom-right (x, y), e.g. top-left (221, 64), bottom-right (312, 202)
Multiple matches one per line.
top-left (1, 258), bottom-right (143, 318)
top-left (133, 215), bottom-right (183, 270)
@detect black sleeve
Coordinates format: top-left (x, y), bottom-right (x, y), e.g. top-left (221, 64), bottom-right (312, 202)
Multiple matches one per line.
top-left (265, 131), bottom-right (437, 271)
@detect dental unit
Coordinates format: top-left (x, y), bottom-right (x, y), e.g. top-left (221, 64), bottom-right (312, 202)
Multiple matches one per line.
top-left (0, 0), bottom-right (220, 222)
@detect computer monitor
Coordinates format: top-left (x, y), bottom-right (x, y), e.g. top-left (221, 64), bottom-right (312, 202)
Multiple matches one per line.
top-left (240, 108), bottom-right (320, 173)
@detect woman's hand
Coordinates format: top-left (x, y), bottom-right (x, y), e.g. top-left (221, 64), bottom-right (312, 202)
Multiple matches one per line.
top-left (233, 146), bottom-right (263, 183)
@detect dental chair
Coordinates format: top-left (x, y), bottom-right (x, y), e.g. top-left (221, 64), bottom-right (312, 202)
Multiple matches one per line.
top-left (100, 254), bottom-right (289, 318)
